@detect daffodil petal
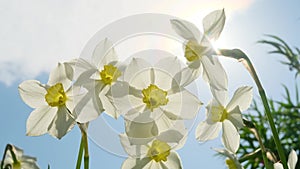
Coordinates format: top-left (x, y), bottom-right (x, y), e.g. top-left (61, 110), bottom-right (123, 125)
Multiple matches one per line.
top-left (13, 145), bottom-right (24, 157)
top-left (160, 121), bottom-right (187, 150)
top-left (75, 96), bottom-right (103, 123)
top-left (161, 152), bottom-right (182, 169)
top-left (213, 148), bottom-right (243, 169)
top-left (228, 106), bottom-right (244, 129)
top-left (9, 146), bottom-right (40, 169)
top-left (72, 58), bottom-right (97, 80)
top-left (274, 163), bottom-right (284, 169)
top-left (125, 120), bottom-right (158, 145)
top-left (75, 82), bottom-right (104, 123)
top-left (288, 149), bottom-right (298, 169)
top-left (202, 9), bottom-right (226, 41)
top-left (170, 19), bottom-right (201, 42)
top-left (73, 58), bottom-right (96, 70)
top-left (210, 88), bottom-right (228, 107)
top-left (26, 105), bottom-right (57, 136)
top-left (226, 86), bottom-right (253, 112)
top-left (153, 67), bottom-right (176, 91)
top-left (74, 68), bottom-right (98, 86)
top-left (195, 121), bottom-right (221, 141)
top-left (161, 89), bottom-right (202, 120)
top-left (114, 95), bottom-right (145, 118)
top-left (110, 82), bottom-right (146, 121)
top-left (149, 161), bottom-right (161, 169)
top-left (48, 62), bottom-right (73, 88)
top-left (92, 38), bottom-right (118, 68)
top-left (124, 58), bottom-right (152, 90)
top-left (18, 80), bottom-right (47, 108)
top-left (206, 99), bottom-right (223, 124)
top-left (155, 114), bottom-right (177, 133)
top-left (156, 128), bottom-right (185, 144)
top-left (154, 56), bottom-right (182, 78)
top-left (201, 55), bottom-right (228, 91)
top-left (222, 120), bottom-right (240, 153)
top-left (20, 157), bottom-right (39, 169)
top-left (121, 157), bottom-right (152, 169)
top-left (48, 106), bottom-right (76, 139)
top-left (119, 133), bottom-right (149, 157)
top-left (100, 85), bottom-right (119, 119)
top-left (172, 61), bottom-right (202, 88)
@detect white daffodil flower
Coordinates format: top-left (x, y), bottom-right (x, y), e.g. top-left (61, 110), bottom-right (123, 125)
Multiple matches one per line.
top-left (195, 86), bottom-right (253, 153)
top-left (274, 150), bottom-right (298, 169)
top-left (170, 9), bottom-right (228, 90)
top-left (111, 56), bottom-right (202, 132)
top-left (18, 62), bottom-right (76, 139)
top-left (72, 38), bottom-right (124, 123)
top-left (120, 123), bottom-right (187, 169)
top-left (1, 145), bottom-right (39, 169)
top-left (124, 118), bottom-right (187, 146)
top-left (214, 148), bottom-right (244, 169)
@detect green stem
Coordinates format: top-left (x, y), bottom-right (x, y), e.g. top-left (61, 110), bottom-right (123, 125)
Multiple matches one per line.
top-left (254, 130), bottom-right (270, 168)
top-left (220, 49), bottom-right (288, 169)
top-left (239, 148), bottom-right (261, 163)
top-left (78, 123), bottom-right (89, 169)
top-left (243, 119), bottom-right (269, 168)
top-left (83, 132), bottom-right (89, 169)
top-left (75, 137), bottom-right (84, 169)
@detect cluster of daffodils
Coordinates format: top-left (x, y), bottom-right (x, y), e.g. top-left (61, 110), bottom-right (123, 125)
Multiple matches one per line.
top-left (17, 9), bottom-right (297, 169)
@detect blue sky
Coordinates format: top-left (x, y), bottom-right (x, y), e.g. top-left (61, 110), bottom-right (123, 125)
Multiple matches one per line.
top-left (0, 0), bottom-right (300, 168)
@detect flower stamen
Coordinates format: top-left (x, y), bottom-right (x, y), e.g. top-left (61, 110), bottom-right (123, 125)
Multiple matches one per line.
top-left (211, 106), bottom-right (228, 122)
top-left (45, 83), bottom-right (67, 107)
top-left (147, 140), bottom-right (171, 162)
top-left (225, 159), bottom-right (237, 169)
top-left (100, 64), bottom-right (121, 85)
top-left (185, 40), bottom-right (207, 62)
top-left (142, 84), bottom-right (168, 111)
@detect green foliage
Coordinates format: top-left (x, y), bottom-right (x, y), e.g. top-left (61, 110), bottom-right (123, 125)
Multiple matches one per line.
top-left (238, 35), bottom-right (300, 169)
top-left (258, 35), bottom-right (300, 77)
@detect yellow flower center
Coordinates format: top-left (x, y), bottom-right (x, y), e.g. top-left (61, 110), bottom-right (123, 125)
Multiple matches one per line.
top-left (226, 159), bottom-right (237, 169)
top-left (13, 160), bottom-right (21, 169)
top-left (100, 64), bottom-right (121, 85)
top-left (45, 83), bottom-right (67, 107)
top-left (184, 40), bottom-right (207, 62)
top-left (142, 84), bottom-right (168, 111)
top-left (211, 106), bottom-right (228, 122)
top-left (147, 140), bottom-right (171, 162)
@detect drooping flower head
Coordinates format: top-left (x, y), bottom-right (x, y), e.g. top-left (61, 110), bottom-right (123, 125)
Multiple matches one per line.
top-left (170, 9), bottom-right (228, 91)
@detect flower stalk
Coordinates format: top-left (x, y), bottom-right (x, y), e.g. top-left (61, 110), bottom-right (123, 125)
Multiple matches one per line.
top-left (76, 137), bottom-right (84, 169)
top-left (243, 119), bottom-right (270, 168)
top-left (76, 123), bottom-right (89, 169)
top-left (219, 48), bottom-right (288, 169)
top-left (83, 132), bottom-right (89, 169)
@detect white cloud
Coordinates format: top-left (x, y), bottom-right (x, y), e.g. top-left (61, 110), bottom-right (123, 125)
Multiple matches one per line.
top-left (0, 0), bottom-right (124, 85)
top-left (0, 0), bottom-right (255, 86)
